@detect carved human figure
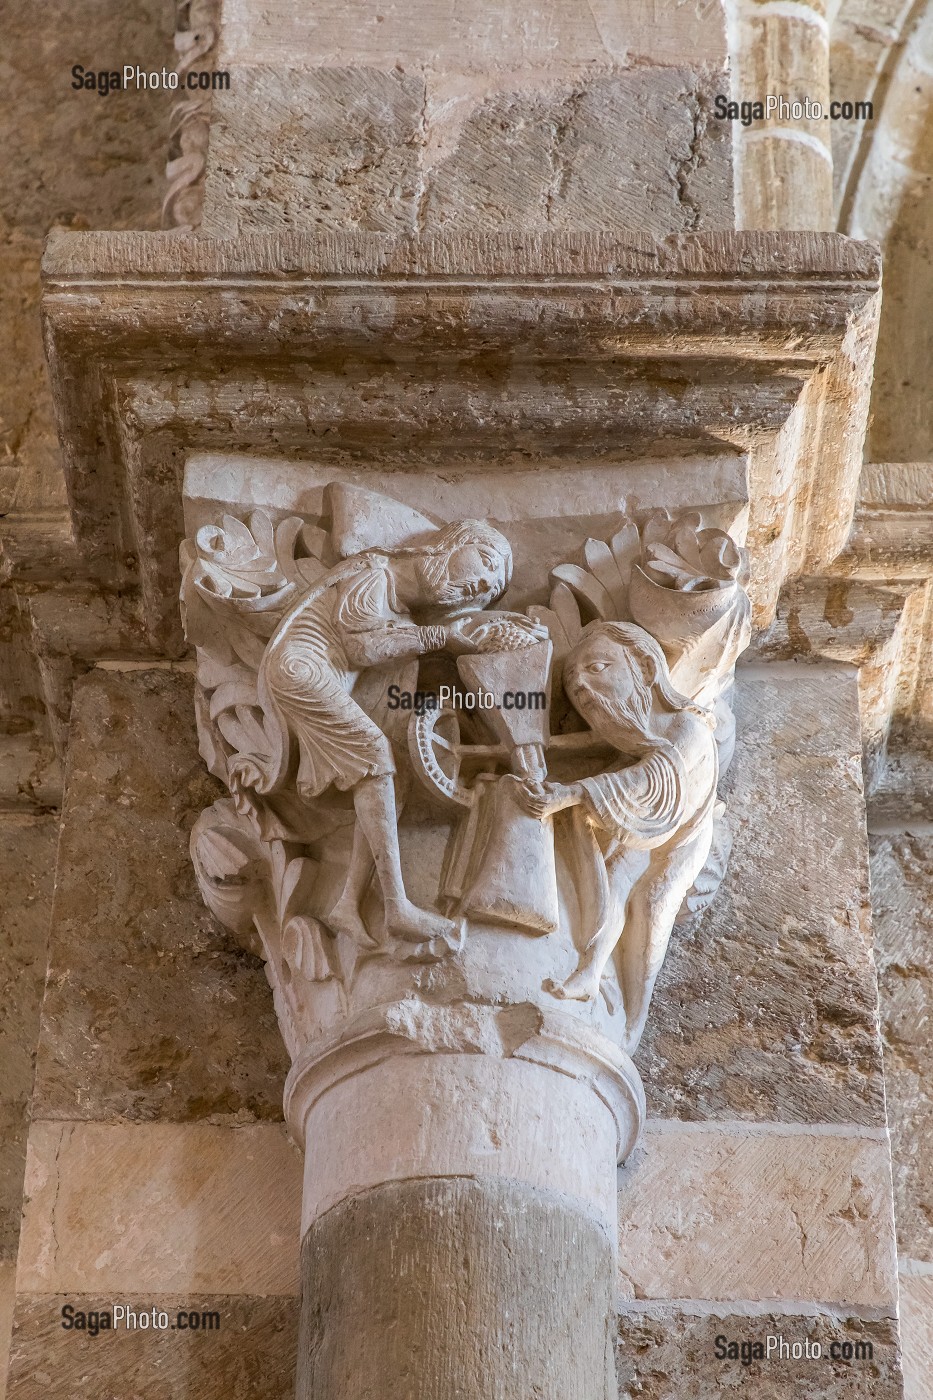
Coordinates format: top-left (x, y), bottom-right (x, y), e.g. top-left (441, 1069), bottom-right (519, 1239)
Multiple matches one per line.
top-left (227, 518), bottom-right (542, 947)
top-left (515, 621), bottom-right (719, 1049)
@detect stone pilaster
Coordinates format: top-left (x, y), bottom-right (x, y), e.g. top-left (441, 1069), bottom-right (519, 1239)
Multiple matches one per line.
top-left (730, 0), bottom-right (834, 230)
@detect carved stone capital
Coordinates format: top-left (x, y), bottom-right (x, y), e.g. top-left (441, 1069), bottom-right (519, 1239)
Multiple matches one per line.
top-left (181, 481), bottom-right (751, 1170)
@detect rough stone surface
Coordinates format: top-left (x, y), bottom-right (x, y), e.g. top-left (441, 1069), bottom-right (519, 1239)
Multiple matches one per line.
top-left (870, 833), bottom-right (933, 1262)
top-left (420, 69), bottom-right (730, 236)
top-left (202, 66), bottom-right (732, 237)
top-left (297, 1176), bottom-right (615, 1400)
top-left (868, 193), bottom-right (933, 463)
top-left (0, 0), bottom-right (175, 773)
top-left (202, 67), bottom-right (425, 236)
top-left (6, 1293), bottom-right (299, 1400)
top-left (637, 664), bottom-right (886, 1127)
top-left (0, 817), bottom-right (57, 1258)
top-left (17, 1122), bottom-right (301, 1297)
top-left (0, 1261), bottom-right (14, 1399)
top-left (32, 669), bottom-right (289, 1124)
top-left (615, 1311), bottom-right (902, 1399)
top-left (219, 0), bottom-right (728, 69)
top-left (617, 1124), bottom-right (896, 1309)
top-left (0, 0), bottom-right (173, 516)
top-left (899, 1271), bottom-right (933, 1400)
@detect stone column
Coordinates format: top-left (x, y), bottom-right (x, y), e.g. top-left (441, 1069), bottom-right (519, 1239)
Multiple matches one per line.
top-left (729, 0), bottom-right (833, 230)
top-left (182, 487), bottom-right (750, 1399)
top-left (288, 1010), bottom-right (641, 1399)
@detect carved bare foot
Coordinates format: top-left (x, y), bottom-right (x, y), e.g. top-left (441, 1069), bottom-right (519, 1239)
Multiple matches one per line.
top-left (384, 898), bottom-right (456, 944)
top-left (386, 923), bottom-right (464, 964)
top-left (544, 971), bottom-right (600, 1002)
top-left (326, 896), bottom-right (379, 949)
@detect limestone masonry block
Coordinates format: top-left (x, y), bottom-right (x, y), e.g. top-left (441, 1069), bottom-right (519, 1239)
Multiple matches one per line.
top-left (17, 1122), bottom-right (301, 1297)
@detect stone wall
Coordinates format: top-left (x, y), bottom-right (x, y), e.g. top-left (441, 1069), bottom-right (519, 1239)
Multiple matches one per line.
top-left (0, 0), bottom-right (175, 775)
top-left (6, 669), bottom-right (298, 1399)
top-left (3, 1), bottom-right (933, 1397)
top-left (870, 831), bottom-right (933, 1400)
top-left (4, 662), bottom-right (904, 1397)
top-left (0, 7), bottom-right (177, 1385)
top-left (202, 0), bottom-right (732, 236)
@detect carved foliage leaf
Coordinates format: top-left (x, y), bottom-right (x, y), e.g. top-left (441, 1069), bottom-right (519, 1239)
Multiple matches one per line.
top-left (548, 518), bottom-right (640, 626)
top-left (641, 512), bottom-right (746, 594)
top-left (282, 917), bottom-right (335, 983)
top-left (269, 842), bottom-right (336, 985)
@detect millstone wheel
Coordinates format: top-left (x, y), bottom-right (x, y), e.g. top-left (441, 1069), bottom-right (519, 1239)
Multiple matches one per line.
top-left (408, 704), bottom-right (474, 808)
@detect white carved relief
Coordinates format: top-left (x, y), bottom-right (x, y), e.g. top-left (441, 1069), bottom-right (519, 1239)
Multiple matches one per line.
top-left (163, 0), bottom-right (220, 229)
top-left (182, 484), bottom-right (750, 1087)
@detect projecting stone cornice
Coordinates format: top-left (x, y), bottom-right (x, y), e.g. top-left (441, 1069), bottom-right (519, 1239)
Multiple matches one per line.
top-left (38, 229), bottom-right (879, 660)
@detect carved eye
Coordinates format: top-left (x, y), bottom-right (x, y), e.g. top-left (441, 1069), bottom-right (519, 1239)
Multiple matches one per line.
top-left (586, 661), bottom-right (609, 674)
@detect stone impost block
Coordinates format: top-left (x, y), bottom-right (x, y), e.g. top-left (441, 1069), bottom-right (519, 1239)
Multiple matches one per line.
top-left (39, 230), bottom-right (880, 645)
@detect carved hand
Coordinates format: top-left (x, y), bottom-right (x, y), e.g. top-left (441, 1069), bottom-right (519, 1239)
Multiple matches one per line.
top-left (456, 613), bottom-right (548, 653)
top-left (512, 779), bottom-right (583, 819)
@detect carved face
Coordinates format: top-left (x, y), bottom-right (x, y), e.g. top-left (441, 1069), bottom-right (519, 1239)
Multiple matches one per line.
top-left (565, 635), bottom-right (641, 713)
top-left (563, 630), bottom-right (661, 751)
top-left (428, 543), bottom-right (508, 610)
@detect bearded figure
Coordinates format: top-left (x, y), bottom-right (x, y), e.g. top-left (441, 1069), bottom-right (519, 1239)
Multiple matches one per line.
top-left (228, 517), bottom-right (544, 949)
top-left (515, 620), bottom-right (719, 1051)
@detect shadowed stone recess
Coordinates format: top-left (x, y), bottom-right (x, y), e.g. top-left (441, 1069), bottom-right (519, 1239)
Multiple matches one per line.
top-left (6, 1294), bottom-right (299, 1400)
top-left (637, 666), bottom-right (886, 1127)
top-left (870, 831), bottom-right (933, 1262)
top-left (0, 817), bottom-right (57, 1257)
top-left (32, 669), bottom-right (289, 1123)
top-left (297, 1177), bottom-right (616, 1400)
top-left (615, 1312), bottom-right (902, 1399)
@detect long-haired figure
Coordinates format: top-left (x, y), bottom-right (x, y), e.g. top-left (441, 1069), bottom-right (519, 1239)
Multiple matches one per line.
top-left (229, 519), bottom-right (528, 948)
top-left (516, 621), bottom-right (719, 1050)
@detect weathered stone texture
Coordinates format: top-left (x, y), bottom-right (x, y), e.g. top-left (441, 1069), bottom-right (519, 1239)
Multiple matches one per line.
top-left (202, 67), bottom-right (425, 236)
top-left (17, 1122), bottom-right (301, 1297)
top-left (6, 1293), bottom-right (299, 1400)
top-left (637, 664), bottom-right (886, 1127)
top-left (899, 1271), bottom-right (933, 1399)
top-left (0, 0), bottom-right (174, 517)
top-left (868, 192), bottom-right (933, 463)
top-left (616, 1311), bottom-right (902, 1399)
top-left (617, 1125), bottom-right (896, 1309)
top-left (870, 832), bottom-right (933, 1262)
top-left (0, 1260), bottom-right (15, 1397)
top-left (202, 67), bottom-right (731, 237)
top-left (298, 1177), bottom-right (615, 1400)
top-left (0, 816), bottom-right (57, 1258)
top-left (219, 0), bottom-right (728, 69)
top-left (32, 669), bottom-right (289, 1124)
